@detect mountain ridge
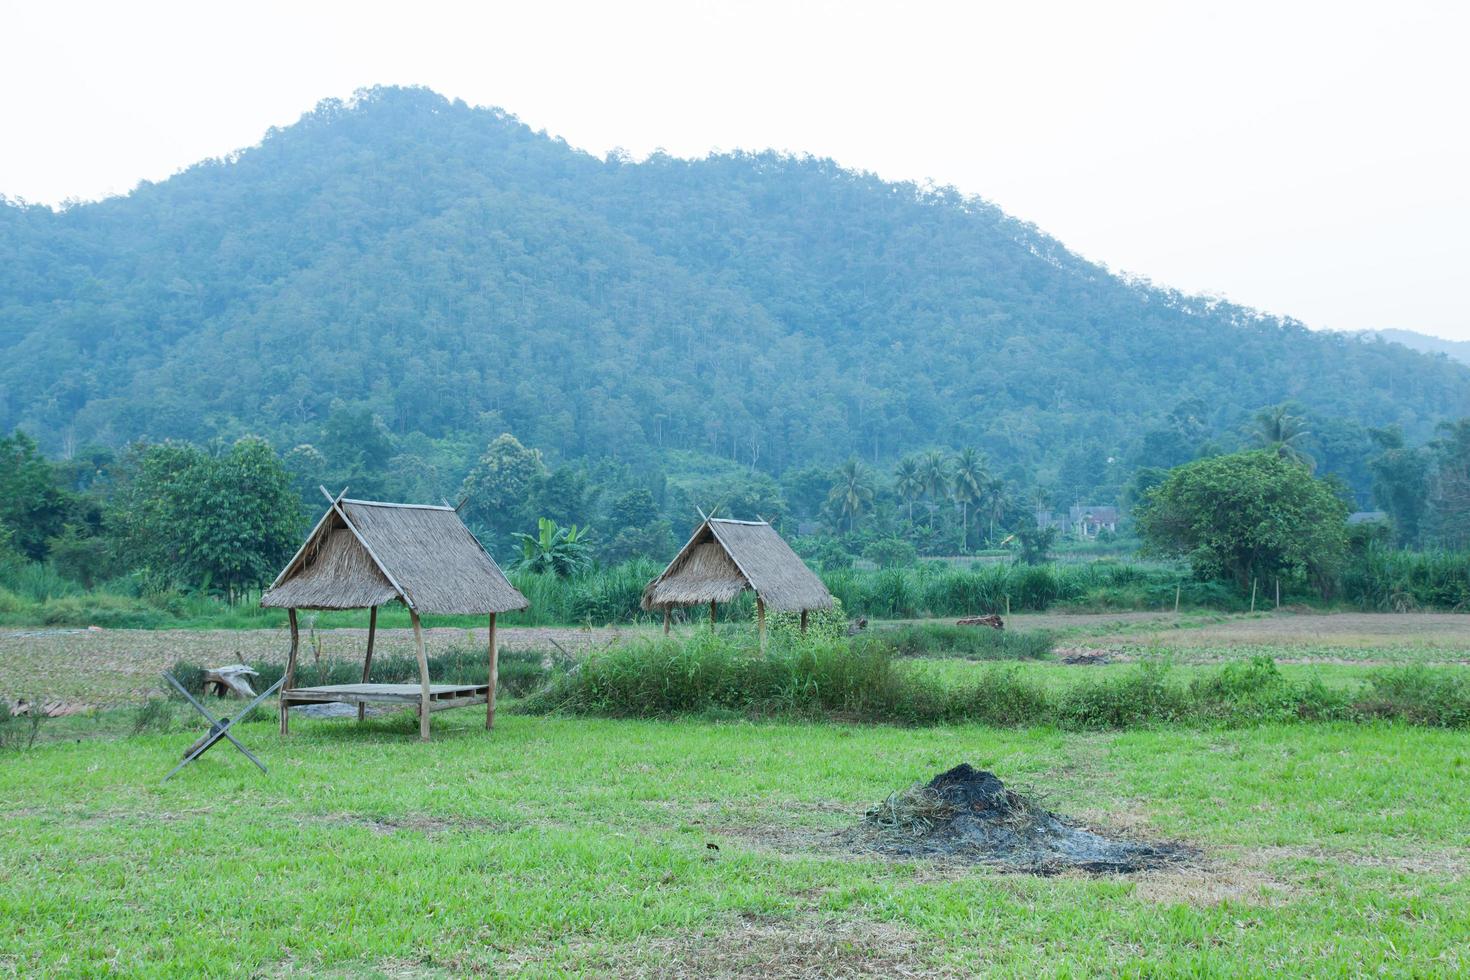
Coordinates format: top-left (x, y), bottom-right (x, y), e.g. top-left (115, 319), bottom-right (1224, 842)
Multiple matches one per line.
top-left (1, 85), bottom-right (1465, 501)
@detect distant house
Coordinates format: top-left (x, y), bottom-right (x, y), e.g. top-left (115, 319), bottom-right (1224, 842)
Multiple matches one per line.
top-left (1035, 505), bottom-right (1119, 538)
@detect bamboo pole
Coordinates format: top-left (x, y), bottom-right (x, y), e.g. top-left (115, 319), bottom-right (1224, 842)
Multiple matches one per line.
top-left (486, 612), bottom-right (499, 730)
top-left (1275, 578), bottom-right (1280, 610)
top-left (1250, 579), bottom-right (1257, 613)
top-left (757, 597), bottom-right (767, 655)
top-left (358, 605), bottom-right (377, 722)
top-left (411, 610), bottom-right (431, 741)
top-left (1174, 583), bottom-right (1181, 614)
top-left (280, 608), bottom-right (299, 735)
top-left (709, 600), bottom-right (717, 633)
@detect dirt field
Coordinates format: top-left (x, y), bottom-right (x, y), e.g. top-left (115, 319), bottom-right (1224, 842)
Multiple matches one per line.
top-left (0, 624), bottom-right (626, 706)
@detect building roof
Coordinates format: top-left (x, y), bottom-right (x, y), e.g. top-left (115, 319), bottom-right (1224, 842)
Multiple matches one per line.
top-left (641, 518), bottom-right (834, 613)
top-left (261, 496), bottom-right (528, 615)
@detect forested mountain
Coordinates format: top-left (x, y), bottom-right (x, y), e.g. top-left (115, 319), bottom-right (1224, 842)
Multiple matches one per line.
top-left (1364, 329), bottom-right (1470, 368)
top-left (3, 85), bottom-right (1467, 504)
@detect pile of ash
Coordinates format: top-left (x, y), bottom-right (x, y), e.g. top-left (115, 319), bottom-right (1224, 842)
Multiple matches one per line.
top-left (852, 764), bottom-right (1192, 874)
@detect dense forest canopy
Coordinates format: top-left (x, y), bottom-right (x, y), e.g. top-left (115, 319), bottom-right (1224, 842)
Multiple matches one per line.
top-left (2, 85), bottom-right (1467, 514)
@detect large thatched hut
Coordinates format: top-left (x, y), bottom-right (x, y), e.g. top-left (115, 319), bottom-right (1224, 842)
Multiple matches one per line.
top-left (261, 490), bottom-right (528, 741)
top-left (641, 518), bottom-right (833, 647)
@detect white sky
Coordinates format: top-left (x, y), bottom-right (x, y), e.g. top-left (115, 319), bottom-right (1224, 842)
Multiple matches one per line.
top-left (3, 0), bottom-right (1467, 338)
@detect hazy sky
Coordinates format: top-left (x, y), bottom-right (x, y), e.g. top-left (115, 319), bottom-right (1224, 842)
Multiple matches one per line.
top-left (3, 1), bottom-right (1467, 339)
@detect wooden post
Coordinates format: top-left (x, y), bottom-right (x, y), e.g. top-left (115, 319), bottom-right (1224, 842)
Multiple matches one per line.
top-left (799, 609), bottom-right (808, 635)
top-left (280, 608), bottom-right (299, 735)
top-left (757, 596), bottom-right (767, 654)
top-left (1275, 578), bottom-right (1280, 610)
top-left (663, 607), bottom-right (671, 635)
top-left (411, 609), bottom-right (431, 742)
top-left (358, 605), bottom-right (377, 722)
top-left (1174, 583), bottom-right (1181, 614)
top-left (1250, 579), bottom-right (1257, 613)
top-left (709, 600), bottom-right (717, 633)
top-left (486, 612), bottom-right (499, 731)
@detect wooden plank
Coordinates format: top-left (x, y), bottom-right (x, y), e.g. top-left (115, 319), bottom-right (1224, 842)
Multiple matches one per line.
top-left (411, 609), bottom-right (431, 741)
top-left (358, 605), bottom-right (378, 722)
top-left (280, 608), bottom-right (299, 735)
top-left (486, 612), bottom-right (498, 731)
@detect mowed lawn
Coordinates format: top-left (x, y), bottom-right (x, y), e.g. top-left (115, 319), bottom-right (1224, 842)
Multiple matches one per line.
top-left (2, 710), bottom-right (1466, 976)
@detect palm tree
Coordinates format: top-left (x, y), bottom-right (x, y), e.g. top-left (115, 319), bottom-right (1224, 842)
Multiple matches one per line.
top-left (982, 476), bottom-right (1007, 546)
top-left (827, 457), bottom-right (875, 533)
top-left (1254, 404), bottom-right (1315, 470)
top-left (918, 449), bottom-right (951, 530)
top-left (950, 448), bottom-right (989, 551)
top-left (511, 517), bottom-right (595, 577)
top-left (893, 455), bottom-right (923, 524)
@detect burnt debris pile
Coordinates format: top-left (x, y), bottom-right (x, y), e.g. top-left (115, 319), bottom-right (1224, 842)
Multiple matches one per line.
top-left (855, 764), bottom-right (1192, 874)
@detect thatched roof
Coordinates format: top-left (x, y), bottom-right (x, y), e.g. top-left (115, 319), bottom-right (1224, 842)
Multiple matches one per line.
top-left (641, 519), bottom-right (833, 613)
top-left (261, 497), bottom-right (528, 615)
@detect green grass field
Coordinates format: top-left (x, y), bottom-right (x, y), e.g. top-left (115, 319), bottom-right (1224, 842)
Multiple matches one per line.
top-left (2, 711), bottom-right (1467, 976)
top-left (2, 612), bottom-right (1468, 976)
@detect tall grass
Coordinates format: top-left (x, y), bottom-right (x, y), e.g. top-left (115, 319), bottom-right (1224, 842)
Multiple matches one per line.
top-left (520, 634), bottom-right (1470, 729)
top-left (1340, 547), bottom-right (1470, 611)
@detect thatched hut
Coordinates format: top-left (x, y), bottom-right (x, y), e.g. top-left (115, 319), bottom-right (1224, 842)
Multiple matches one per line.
top-left (261, 489), bottom-right (528, 741)
top-left (641, 518), bottom-right (833, 647)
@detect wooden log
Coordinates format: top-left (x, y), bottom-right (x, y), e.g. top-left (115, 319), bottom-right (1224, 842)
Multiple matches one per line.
top-left (486, 611), bottom-right (498, 731)
top-left (281, 608), bottom-right (299, 735)
top-left (204, 664), bottom-right (259, 699)
top-left (411, 609), bottom-right (431, 741)
top-left (799, 609), bottom-right (808, 635)
top-left (359, 605), bottom-right (378, 722)
top-left (757, 596), bottom-right (767, 654)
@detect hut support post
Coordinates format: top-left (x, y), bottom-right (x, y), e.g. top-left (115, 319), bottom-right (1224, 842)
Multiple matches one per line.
top-left (411, 610), bottom-right (431, 741)
top-left (709, 600), bottom-right (717, 633)
top-left (280, 608), bottom-right (299, 735)
top-left (800, 609), bottom-right (808, 635)
top-left (663, 608), bottom-right (671, 635)
top-left (358, 605), bottom-right (378, 722)
top-left (757, 597), bottom-right (767, 654)
top-left (486, 612), bottom-right (498, 731)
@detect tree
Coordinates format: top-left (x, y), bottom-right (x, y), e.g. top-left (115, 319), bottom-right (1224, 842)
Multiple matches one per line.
top-left (1367, 426), bottom-right (1429, 546)
top-left (1014, 524), bottom-right (1057, 565)
top-left (600, 488), bottom-right (675, 563)
top-left (458, 433), bottom-right (546, 553)
top-left (918, 449), bottom-right (951, 529)
top-left (950, 447), bottom-right (988, 550)
top-left (510, 517), bottom-right (593, 577)
top-left (0, 431), bottom-right (73, 560)
top-left (1426, 420), bottom-right (1470, 549)
top-left (826, 458), bottom-right (875, 533)
top-left (893, 455), bottom-right (923, 525)
top-left (1252, 404), bottom-right (1315, 470)
top-left (1137, 450), bottom-right (1348, 596)
top-left (108, 437), bottom-right (303, 600)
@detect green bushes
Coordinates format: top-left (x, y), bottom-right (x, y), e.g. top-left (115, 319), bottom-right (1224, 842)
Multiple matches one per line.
top-left (1340, 548), bottom-right (1470, 611)
top-left (520, 634), bottom-right (1468, 730)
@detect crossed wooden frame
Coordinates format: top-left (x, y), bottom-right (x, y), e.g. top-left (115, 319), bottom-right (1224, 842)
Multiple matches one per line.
top-left (161, 672), bottom-right (286, 782)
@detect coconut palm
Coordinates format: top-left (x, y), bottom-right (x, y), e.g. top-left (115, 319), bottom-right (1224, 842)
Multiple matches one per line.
top-left (893, 455), bottom-right (923, 524)
top-left (1253, 404), bottom-right (1315, 470)
top-left (827, 457), bottom-right (876, 533)
top-left (950, 447), bottom-right (989, 550)
top-left (918, 449), bottom-right (951, 530)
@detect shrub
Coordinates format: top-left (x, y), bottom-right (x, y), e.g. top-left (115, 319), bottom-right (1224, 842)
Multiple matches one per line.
top-left (1058, 663), bottom-right (1188, 729)
top-left (1355, 667), bottom-right (1470, 727)
top-left (1189, 656), bottom-right (1346, 723)
top-left (768, 597), bottom-right (848, 645)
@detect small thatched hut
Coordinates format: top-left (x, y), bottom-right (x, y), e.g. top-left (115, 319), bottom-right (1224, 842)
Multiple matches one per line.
top-left (641, 518), bottom-right (833, 647)
top-left (261, 489), bottom-right (528, 741)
